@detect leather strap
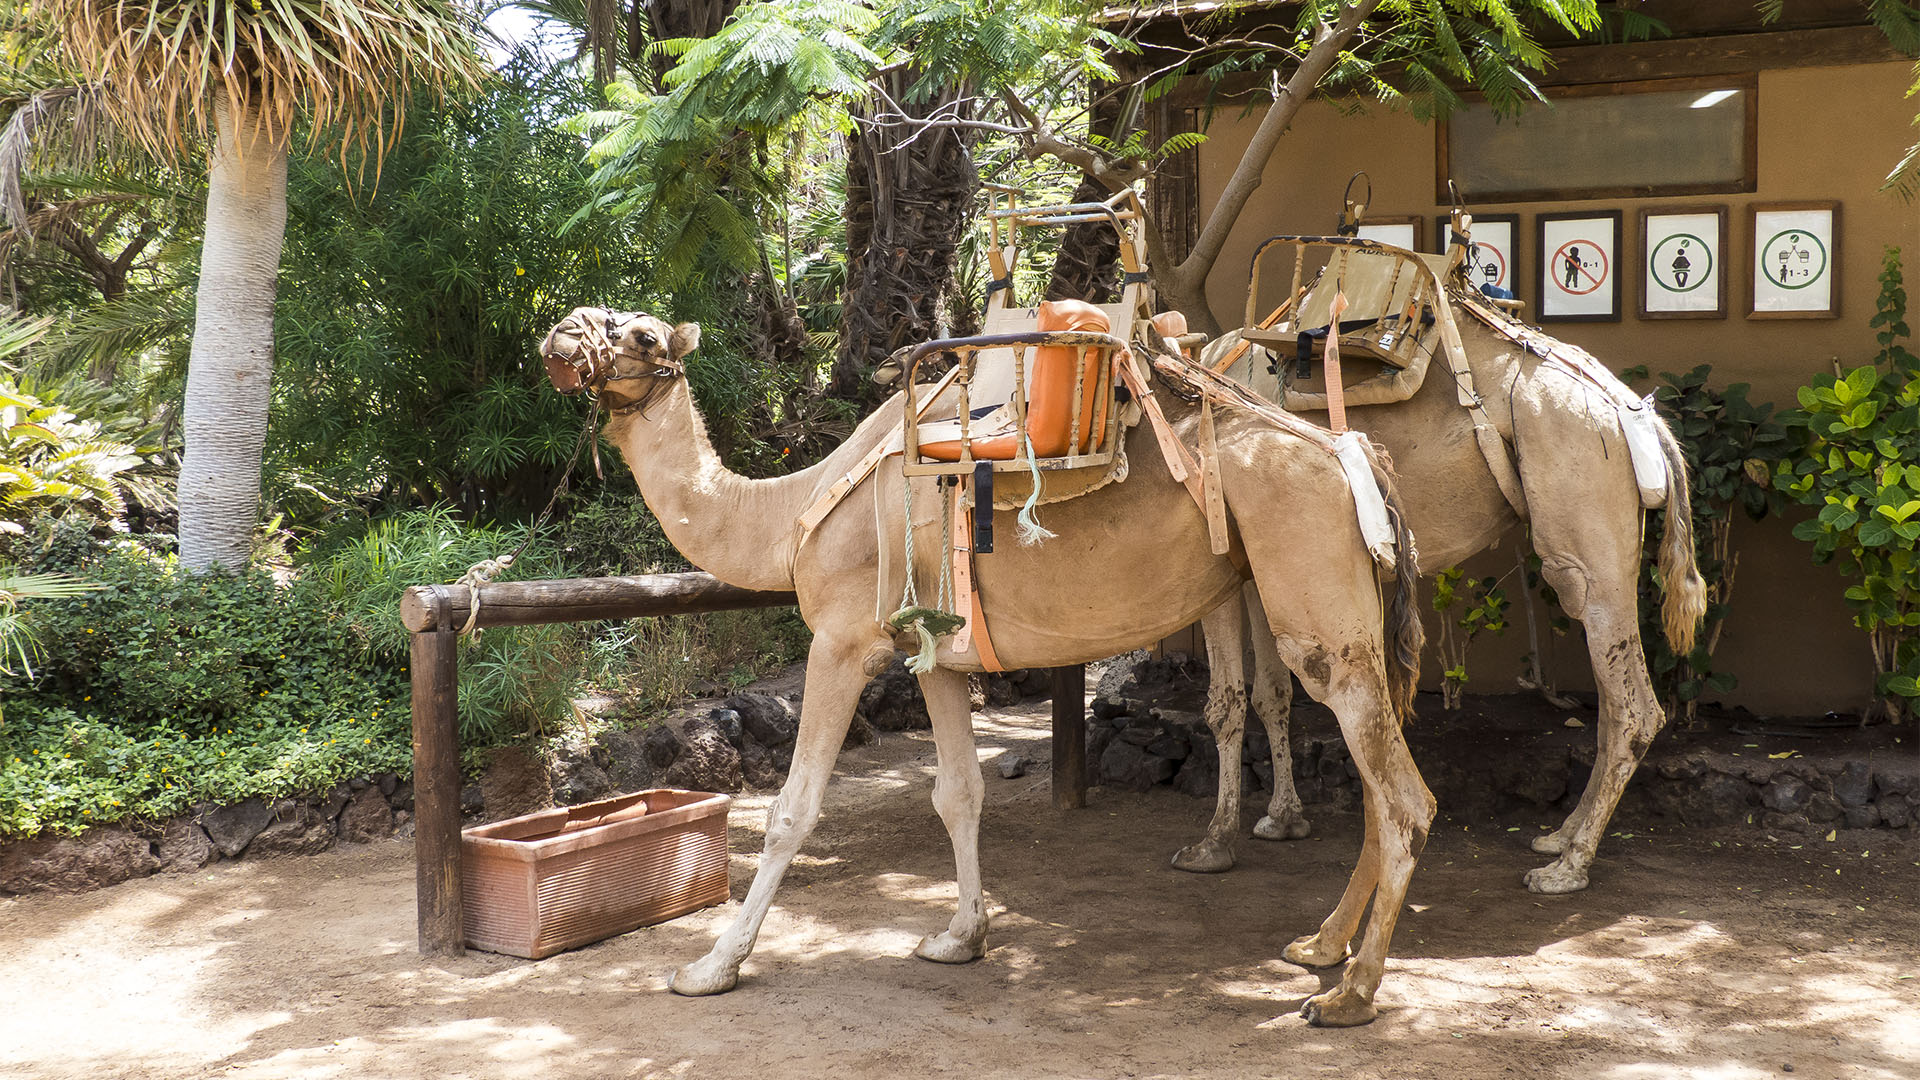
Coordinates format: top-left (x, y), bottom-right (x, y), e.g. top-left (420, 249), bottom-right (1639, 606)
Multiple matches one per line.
top-left (797, 365), bottom-right (963, 540)
top-left (1115, 353), bottom-right (1208, 517)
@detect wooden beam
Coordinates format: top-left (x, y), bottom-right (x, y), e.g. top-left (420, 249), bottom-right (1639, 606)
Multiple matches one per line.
top-left (412, 627), bottom-right (464, 957)
top-left (1050, 664), bottom-right (1088, 810)
top-left (400, 572), bottom-right (797, 633)
top-left (1160, 26), bottom-right (1909, 109)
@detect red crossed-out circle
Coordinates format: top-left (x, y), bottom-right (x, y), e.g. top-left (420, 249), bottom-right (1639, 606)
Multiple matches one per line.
top-left (1551, 239), bottom-right (1609, 296)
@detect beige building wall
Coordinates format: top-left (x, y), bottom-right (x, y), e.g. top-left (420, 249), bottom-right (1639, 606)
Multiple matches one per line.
top-left (1188, 61), bottom-right (1920, 715)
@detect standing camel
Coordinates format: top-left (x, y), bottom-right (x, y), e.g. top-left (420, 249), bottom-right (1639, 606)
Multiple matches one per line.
top-left (540, 306), bottom-right (1431, 1026)
top-left (1170, 310), bottom-right (1705, 896)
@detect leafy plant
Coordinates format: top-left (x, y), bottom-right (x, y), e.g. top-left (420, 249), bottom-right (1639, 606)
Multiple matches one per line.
top-left (1779, 246), bottom-right (1920, 724)
top-left (1431, 565), bottom-right (1509, 709)
top-left (1623, 363), bottom-right (1791, 722)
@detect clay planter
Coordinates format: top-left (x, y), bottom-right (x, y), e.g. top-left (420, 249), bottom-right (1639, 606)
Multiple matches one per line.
top-left (462, 789), bottom-right (731, 959)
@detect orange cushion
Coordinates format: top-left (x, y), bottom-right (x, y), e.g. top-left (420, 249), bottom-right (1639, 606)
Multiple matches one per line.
top-left (922, 300), bottom-right (1112, 462)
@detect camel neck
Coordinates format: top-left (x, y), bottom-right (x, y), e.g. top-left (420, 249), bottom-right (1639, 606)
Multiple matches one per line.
top-left (604, 381), bottom-right (820, 592)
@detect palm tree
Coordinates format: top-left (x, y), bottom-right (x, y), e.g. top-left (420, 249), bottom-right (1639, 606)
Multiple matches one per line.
top-left (22, 1), bottom-right (488, 571)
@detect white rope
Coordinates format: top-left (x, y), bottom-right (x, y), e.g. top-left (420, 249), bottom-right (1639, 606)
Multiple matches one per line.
top-left (454, 555), bottom-right (515, 638)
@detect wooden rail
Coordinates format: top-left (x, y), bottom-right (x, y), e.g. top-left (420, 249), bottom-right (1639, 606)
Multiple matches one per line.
top-left (403, 570), bottom-right (1090, 956)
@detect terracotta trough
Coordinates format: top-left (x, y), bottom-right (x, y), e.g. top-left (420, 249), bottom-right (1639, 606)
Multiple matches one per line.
top-left (461, 789), bottom-right (731, 959)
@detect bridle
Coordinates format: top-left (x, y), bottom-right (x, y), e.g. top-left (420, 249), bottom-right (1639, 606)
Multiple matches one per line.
top-left (542, 308), bottom-right (685, 417)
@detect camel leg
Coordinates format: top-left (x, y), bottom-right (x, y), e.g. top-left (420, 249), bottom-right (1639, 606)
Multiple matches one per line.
top-left (1244, 587), bottom-right (1311, 841)
top-left (671, 631), bottom-right (877, 995)
top-left (1172, 599), bottom-right (1247, 873)
top-left (913, 665), bottom-right (990, 962)
top-left (1273, 637), bottom-right (1434, 1027)
top-left (1522, 582), bottom-right (1659, 894)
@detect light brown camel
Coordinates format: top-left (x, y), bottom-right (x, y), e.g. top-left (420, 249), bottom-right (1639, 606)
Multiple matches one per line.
top-left (540, 306), bottom-right (1431, 1026)
top-left (1167, 311), bottom-right (1705, 896)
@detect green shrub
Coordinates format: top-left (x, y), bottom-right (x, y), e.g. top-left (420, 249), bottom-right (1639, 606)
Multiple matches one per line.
top-left (0, 529), bottom-right (409, 838)
top-left (1780, 246), bottom-right (1920, 724)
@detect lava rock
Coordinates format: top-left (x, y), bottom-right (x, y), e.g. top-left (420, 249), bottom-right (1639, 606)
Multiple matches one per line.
top-left (1878, 799), bottom-right (1912, 828)
top-left (317, 784), bottom-right (353, 822)
top-left (595, 727), bottom-right (660, 793)
top-left (740, 739), bottom-right (781, 789)
top-left (665, 716), bottom-right (744, 793)
top-left (998, 753), bottom-right (1030, 780)
top-left (1173, 752), bottom-right (1219, 799)
top-left (1145, 732), bottom-right (1191, 762)
top-left (1842, 803), bottom-right (1880, 829)
top-left (338, 786), bottom-right (396, 843)
top-left (972, 673), bottom-right (1020, 708)
top-left (1761, 775), bottom-right (1813, 814)
top-left (727, 693), bottom-right (798, 748)
top-left (376, 772), bottom-right (400, 797)
top-left (1006, 668), bottom-right (1053, 700)
top-left (0, 827), bottom-right (159, 895)
top-left (1084, 722), bottom-right (1115, 767)
top-left (1099, 739), bottom-right (1175, 792)
top-left (707, 708), bottom-right (747, 751)
top-left (1761, 810), bottom-right (1812, 834)
top-left (156, 821), bottom-right (215, 874)
top-left (857, 656), bottom-right (930, 731)
top-left (460, 784), bottom-right (484, 815)
top-left (388, 780), bottom-right (413, 812)
top-left (1118, 715), bottom-right (1162, 747)
top-left (246, 802), bottom-right (335, 858)
top-left (1090, 696), bottom-right (1130, 722)
top-left (1833, 761), bottom-right (1874, 808)
top-left (479, 746), bottom-right (551, 821)
top-left (643, 725), bottom-right (684, 770)
top-left (1805, 792), bottom-right (1843, 824)
top-left (551, 755), bottom-right (617, 806)
top-left (1874, 758), bottom-right (1919, 798)
top-left (199, 797), bottom-right (275, 858)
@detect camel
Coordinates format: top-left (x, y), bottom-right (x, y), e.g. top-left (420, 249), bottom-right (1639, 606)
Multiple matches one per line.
top-left (1168, 303), bottom-right (1705, 896)
top-left (539, 305), bottom-right (1433, 1026)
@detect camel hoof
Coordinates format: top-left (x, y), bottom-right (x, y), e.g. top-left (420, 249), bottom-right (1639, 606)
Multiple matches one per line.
top-left (1171, 838), bottom-right (1236, 873)
top-left (1283, 933), bottom-right (1351, 970)
top-left (1524, 860), bottom-right (1589, 895)
top-left (1301, 987), bottom-right (1377, 1027)
top-left (914, 929), bottom-right (986, 964)
top-left (1530, 831), bottom-right (1569, 855)
top-left (1253, 811), bottom-right (1312, 841)
top-left (668, 954), bottom-right (740, 996)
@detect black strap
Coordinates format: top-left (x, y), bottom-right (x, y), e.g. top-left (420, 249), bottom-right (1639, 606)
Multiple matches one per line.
top-left (985, 276), bottom-right (1014, 298)
top-left (1121, 270), bottom-right (1151, 285)
top-left (972, 463), bottom-right (994, 555)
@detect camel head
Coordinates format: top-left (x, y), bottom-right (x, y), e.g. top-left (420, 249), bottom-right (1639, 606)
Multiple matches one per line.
top-left (540, 307), bottom-right (700, 414)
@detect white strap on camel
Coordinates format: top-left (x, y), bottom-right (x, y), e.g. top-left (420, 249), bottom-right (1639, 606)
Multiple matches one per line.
top-left (797, 364), bottom-right (964, 541)
top-left (1331, 432), bottom-right (1397, 570)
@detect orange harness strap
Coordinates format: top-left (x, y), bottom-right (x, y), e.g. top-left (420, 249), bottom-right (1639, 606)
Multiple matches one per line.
top-left (950, 481), bottom-right (1003, 672)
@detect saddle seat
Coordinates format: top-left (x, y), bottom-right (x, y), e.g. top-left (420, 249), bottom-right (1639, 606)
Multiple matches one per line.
top-left (918, 299), bottom-right (1118, 462)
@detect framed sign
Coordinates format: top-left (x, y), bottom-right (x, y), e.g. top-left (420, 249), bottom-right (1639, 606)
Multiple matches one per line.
top-left (1748, 202), bottom-right (1841, 319)
top-left (1437, 213), bottom-right (1519, 296)
top-left (1536, 210), bottom-right (1623, 322)
top-left (1354, 216), bottom-right (1423, 252)
top-left (1639, 206), bottom-right (1727, 320)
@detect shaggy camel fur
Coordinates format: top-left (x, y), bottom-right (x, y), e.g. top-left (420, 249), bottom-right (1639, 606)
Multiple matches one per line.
top-left (542, 307), bottom-right (1431, 1026)
top-left (1169, 315), bottom-right (1706, 895)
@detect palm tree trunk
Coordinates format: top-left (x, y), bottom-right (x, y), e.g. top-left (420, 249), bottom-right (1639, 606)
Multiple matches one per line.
top-left (1045, 176), bottom-right (1121, 303)
top-left (177, 96), bottom-right (288, 572)
top-left (832, 73), bottom-right (975, 407)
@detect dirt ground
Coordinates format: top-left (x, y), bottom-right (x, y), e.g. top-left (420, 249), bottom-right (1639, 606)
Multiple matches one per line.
top-left (4, 699), bottom-right (1919, 1080)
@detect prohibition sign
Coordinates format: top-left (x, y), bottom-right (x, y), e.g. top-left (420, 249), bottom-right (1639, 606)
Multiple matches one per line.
top-left (1551, 239), bottom-right (1609, 296)
top-left (1650, 233), bottom-right (1710, 294)
top-left (1470, 241), bottom-right (1509, 289)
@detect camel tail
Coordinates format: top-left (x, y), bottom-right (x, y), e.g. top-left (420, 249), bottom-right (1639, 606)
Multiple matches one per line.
top-left (1654, 419), bottom-right (1707, 656)
top-left (1369, 452), bottom-right (1425, 726)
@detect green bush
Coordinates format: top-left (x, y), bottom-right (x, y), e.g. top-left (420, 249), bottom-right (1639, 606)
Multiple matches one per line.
top-left (0, 527), bottom-right (409, 838)
top-left (1780, 246), bottom-right (1920, 723)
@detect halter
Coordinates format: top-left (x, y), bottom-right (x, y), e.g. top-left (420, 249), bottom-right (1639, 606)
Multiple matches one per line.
top-left (541, 308), bottom-right (684, 417)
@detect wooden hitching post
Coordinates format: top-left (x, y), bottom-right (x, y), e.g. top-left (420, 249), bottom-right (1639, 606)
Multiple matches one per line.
top-left (1051, 664), bottom-right (1087, 810)
top-left (411, 616), bottom-right (464, 956)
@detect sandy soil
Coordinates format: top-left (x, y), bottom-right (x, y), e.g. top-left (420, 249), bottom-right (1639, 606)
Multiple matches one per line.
top-left (4, 701), bottom-right (1919, 1080)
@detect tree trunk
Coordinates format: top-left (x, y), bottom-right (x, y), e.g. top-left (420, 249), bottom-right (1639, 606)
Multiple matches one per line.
top-left (833, 73), bottom-right (976, 409)
top-left (176, 95), bottom-right (288, 572)
top-left (1045, 176), bottom-right (1120, 304)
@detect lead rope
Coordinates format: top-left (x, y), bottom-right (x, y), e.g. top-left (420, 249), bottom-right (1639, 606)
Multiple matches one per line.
top-left (886, 474), bottom-right (965, 673)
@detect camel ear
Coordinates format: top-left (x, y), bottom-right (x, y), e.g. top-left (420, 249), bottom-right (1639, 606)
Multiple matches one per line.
top-left (669, 323), bottom-right (701, 364)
